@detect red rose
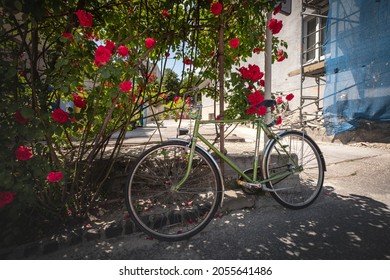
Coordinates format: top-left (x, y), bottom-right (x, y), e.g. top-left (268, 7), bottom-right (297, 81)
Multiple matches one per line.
top-left (120, 81), bottom-right (133, 92)
top-left (248, 64), bottom-right (264, 82)
top-left (62, 32), bottom-right (74, 41)
top-left (47, 171), bottom-right (63, 183)
top-left (15, 110), bottom-right (29, 124)
top-left (260, 80), bottom-right (265, 87)
top-left (211, 2), bottom-right (223, 15)
top-left (148, 73), bottom-right (156, 83)
top-left (173, 96), bottom-right (180, 103)
top-left (162, 10), bottom-right (169, 17)
top-left (268, 18), bottom-right (283, 34)
top-left (145, 37), bottom-right (156, 49)
top-left (256, 105), bottom-right (267, 116)
top-left (276, 115), bottom-right (282, 125)
top-left (184, 58), bottom-right (192, 65)
top-left (246, 105), bottom-right (257, 115)
top-left (15, 145), bottom-right (33, 161)
top-left (229, 38), bottom-right (240, 49)
top-left (276, 96), bottom-right (283, 104)
top-left (276, 49), bottom-right (286, 62)
top-left (94, 45), bottom-right (111, 66)
top-left (75, 10), bottom-right (93, 28)
top-left (52, 108), bottom-right (70, 123)
top-left (239, 64), bottom-right (264, 82)
top-left (274, 4), bottom-right (282, 15)
top-left (0, 192), bottom-right (16, 208)
top-left (72, 94), bottom-right (87, 109)
top-left (105, 40), bottom-right (116, 53)
top-left (247, 90), bottom-right (265, 106)
top-left (117, 45), bottom-right (129, 57)
top-left (239, 67), bottom-right (250, 79)
top-left (286, 93), bottom-right (294, 101)
top-left (253, 47), bottom-right (262, 54)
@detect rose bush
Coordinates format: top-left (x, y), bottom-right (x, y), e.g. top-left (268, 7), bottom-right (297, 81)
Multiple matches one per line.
top-left (225, 61), bottom-right (294, 124)
top-left (0, 0), bottom-right (286, 247)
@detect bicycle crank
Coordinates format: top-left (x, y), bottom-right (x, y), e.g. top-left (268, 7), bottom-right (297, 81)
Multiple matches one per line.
top-left (237, 179), bottom-right (295, 193)
top-left (236, 179), bottom-right (264, 195)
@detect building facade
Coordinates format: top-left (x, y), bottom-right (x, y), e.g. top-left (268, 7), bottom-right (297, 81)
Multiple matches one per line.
top-left (202, 0), bottom-right (328, 126)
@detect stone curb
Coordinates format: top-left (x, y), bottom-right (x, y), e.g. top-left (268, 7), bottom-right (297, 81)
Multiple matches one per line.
top-left (0, 217), bottom-right (139, 259)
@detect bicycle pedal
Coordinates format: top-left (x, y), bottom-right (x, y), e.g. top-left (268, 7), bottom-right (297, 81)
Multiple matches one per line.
top-left (236, 180), bottom-right (260, 189)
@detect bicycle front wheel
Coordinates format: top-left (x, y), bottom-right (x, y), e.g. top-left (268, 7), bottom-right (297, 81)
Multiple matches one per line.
top-left (125, 141), bottom-right (223, 241)
top-left (263, 130), bottom-right (325, 209)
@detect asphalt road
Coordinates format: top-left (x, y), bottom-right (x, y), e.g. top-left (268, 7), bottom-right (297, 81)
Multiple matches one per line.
top-left (37, 142), bottom-right (390, 260)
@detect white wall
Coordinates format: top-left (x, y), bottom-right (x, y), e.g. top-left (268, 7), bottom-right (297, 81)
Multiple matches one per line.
top-left (203, 1), bottom-right (326, 120)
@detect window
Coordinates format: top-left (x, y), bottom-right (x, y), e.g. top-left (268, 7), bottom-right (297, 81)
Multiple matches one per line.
top-left (303, 10), bottom-right (328, 64)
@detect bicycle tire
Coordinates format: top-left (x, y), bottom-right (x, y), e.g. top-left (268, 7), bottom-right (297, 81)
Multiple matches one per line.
top-left (262, 130), bottom-right (325, 209)
top-left (125, 141), bottom-right (223, 241)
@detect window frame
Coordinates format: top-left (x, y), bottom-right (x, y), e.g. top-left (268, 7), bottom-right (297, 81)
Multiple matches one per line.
top-left (303, 7), bottom-right (328, 65)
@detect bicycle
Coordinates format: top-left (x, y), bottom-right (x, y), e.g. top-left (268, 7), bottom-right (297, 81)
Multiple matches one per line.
top-left (125, 80), bottom-right (326, 241)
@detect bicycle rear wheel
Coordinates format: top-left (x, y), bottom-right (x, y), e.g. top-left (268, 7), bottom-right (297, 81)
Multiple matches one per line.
top-left (262, 130), bottom-right (325, 209)
top-left (125, 141), bottom-right (223, 241)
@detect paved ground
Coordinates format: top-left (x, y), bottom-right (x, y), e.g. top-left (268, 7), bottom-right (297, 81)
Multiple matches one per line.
top-left (2, 119), bottom-right (390, 260)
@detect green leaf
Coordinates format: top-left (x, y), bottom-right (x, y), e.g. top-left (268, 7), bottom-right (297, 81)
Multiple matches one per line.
top-left (60, 86), bottom-right (69, 94)
top-left (100, 68), bottom-right (111, 79)
top-left (20, 107), bottom-right (34, 119)
top-left (5, 67), bottom-right (17, 79)
top-left (14, 0), bottom-right (23, 11)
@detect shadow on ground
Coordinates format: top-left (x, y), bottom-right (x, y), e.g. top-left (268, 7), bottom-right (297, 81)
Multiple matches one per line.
top-left (35, 185), bottom-right (390, 260)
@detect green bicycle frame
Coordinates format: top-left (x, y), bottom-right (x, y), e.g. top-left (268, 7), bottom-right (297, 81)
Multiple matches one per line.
top-left (173, 105), bottom-right (299, 191)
